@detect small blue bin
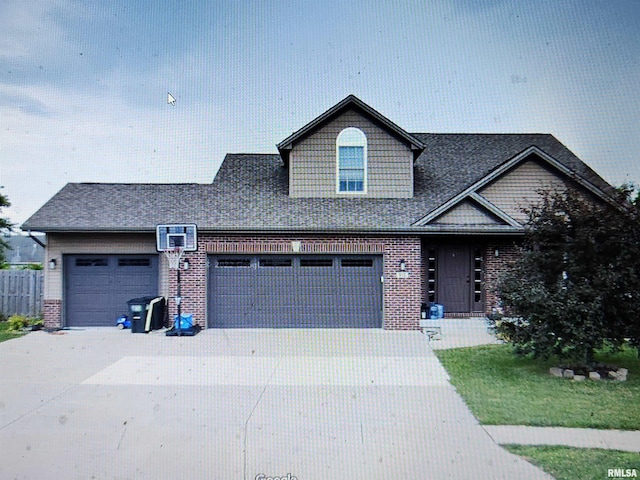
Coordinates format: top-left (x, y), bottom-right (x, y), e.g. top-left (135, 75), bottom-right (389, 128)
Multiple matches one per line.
top-left (430, 303), bottom-right (445, 320)
top-left (173, 313), bottom-right (193, 329)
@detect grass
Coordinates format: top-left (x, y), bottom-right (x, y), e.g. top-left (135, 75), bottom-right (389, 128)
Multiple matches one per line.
top-left (0, 320), bottom-right (26, 343)
top-left (434, 344), bottom-right (640, 429)
top-left (504, 445), bottom-right (640, 480)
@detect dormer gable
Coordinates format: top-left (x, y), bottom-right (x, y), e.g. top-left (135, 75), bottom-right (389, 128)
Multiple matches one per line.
top-left (278, 95), bottom-right (425, 199)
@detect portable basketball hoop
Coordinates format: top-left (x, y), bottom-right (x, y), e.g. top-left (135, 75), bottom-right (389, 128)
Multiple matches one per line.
top-left (156, 224), bottom-right (198, 336)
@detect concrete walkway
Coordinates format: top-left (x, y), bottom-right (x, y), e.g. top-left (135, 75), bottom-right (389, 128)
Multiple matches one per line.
top-left (483, 426), bottom-right (640, 453)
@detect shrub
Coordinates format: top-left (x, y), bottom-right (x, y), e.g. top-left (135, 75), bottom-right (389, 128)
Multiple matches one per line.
top-left (7, 315), bottom-right (29, 331)
top-left (497, 187), bottom-right (640, 363)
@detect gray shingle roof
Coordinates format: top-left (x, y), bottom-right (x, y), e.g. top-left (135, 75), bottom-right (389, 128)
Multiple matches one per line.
top-left (22, 134), bottom-right (616, 233)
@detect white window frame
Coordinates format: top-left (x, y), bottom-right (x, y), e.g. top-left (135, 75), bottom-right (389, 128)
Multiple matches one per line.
top-left (336, 127), bottom-right (367, 194)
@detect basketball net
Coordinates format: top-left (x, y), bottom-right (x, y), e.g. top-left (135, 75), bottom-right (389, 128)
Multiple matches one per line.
top-left (164, 247), bottom-right (184, 270)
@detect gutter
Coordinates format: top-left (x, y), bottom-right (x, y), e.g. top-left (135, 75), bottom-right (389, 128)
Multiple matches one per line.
top-left (30, 226), bottom-right (525, 237)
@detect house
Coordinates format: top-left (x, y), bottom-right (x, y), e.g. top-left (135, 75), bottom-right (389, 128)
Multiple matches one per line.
top-left (22, 95), bottom-right (618, 329)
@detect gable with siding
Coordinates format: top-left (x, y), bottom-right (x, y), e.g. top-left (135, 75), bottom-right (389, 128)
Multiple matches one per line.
top-left (478, 158), bottom-right (569, 223)
top-left (289, 109), bottom-right (414, 199)
top-left (430, 200), bottom-right (505, 226)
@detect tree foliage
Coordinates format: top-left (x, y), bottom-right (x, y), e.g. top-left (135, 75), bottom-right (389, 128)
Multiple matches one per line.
top-left (494, 186), bottom-right (640, 363)
top-left (0, 191), bottom-right (13, 263)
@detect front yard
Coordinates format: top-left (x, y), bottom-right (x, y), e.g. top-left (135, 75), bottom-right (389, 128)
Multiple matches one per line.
top-left (435, 344), bottom-right (640, 479)
top-left (503, 446), bottom-right (639, 480)
top-left (434, 344), bottom-right (640, 430)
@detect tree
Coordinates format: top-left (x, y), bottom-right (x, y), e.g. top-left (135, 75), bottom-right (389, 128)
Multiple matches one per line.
top-left (494, 186), bottom-right (640, 363)
top-left (0, 190), bottom-right (13, 264)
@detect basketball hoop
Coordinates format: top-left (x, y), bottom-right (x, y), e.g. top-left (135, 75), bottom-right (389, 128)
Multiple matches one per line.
top-left (164, 247), bottom-right (184, 270)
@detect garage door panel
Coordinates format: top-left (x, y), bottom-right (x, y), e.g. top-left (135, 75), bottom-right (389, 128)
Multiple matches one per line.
top-left (65, 255), bottom-right (158, 327)
top-left (209, 255), bottom-right (382, 328)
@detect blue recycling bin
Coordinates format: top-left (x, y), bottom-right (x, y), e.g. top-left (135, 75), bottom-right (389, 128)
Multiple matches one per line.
top-left (429, 303), bottom-right (445, 320)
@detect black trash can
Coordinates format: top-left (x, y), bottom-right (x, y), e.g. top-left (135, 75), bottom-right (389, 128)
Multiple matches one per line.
top-left (127, 296), bottom-right (166, 333)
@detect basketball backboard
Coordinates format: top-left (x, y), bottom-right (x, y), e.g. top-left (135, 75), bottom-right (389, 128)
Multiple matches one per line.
top-left (156, 224), bottom-right (198, 252)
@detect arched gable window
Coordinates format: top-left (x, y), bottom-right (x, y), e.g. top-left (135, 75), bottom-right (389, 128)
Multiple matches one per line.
top-left (336, 127), bottom-right (367, 193)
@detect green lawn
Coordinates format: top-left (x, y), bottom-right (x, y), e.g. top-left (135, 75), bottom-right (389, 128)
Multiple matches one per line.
top-left (434, 344), bottom-right (640, 429)
top-left (0, 321), bottom-right (26, 343)
top-left (504, 445), bottom-right (640, 480)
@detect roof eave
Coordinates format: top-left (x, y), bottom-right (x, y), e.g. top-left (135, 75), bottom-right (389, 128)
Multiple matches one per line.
top-left (276, 95), bottom-right (426, 166)
top-left (26, 225), bottom-right (525, 237)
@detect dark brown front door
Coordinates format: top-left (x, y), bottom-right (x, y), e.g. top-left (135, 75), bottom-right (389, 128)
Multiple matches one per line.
top-left (438, 245), bottom-right (471, 313)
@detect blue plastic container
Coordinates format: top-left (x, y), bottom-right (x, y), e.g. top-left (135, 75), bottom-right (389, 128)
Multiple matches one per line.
top-left (429, 303), bottom-right (445, 320)
top-left (116, 315), bottom-right (131, 329)
top-left (173, 313), bottom-right (193, 329)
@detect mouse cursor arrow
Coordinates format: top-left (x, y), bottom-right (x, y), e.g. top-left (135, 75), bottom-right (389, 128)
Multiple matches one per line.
top-left (167, 92), bottom-right (176, 106)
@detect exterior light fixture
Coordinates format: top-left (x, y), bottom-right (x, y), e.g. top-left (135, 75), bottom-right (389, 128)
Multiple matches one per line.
top-left (48, 258), bottom-right (57, 270)
top-left (399, 259), bottom-right (406, 271)
top-left (183, 259), bottom-right (190, 270)
top-left (494, 248), bottom-right (500, 257)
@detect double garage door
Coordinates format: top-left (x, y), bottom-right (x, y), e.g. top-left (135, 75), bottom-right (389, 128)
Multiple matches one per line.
top-left (64, 255), bottom-right (159, 327)
top-left (209, 255), bottom-right (383, 328)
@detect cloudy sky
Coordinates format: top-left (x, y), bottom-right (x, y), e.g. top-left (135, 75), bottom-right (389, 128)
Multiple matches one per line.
top-left (1, 0), bottom-right (639, 226)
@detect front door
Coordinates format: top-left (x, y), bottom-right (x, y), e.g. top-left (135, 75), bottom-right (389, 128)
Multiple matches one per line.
top-left (438, 245), bottom-right (471, 313)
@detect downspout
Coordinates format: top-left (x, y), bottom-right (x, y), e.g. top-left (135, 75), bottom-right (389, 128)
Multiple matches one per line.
top-left (27, 231), bottom-right (46, 249)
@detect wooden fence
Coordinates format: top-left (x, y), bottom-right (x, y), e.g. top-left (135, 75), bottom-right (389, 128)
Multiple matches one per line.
top-left (0, 270), bottom-right (44, 317)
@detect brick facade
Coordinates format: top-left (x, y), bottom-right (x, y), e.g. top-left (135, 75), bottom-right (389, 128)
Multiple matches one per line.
top-left (483, 241), bottom-right (521, 314)
top-left (165, 234), bottom-right (423, 330)
top-left (42, 234), bottom-right (521, 330)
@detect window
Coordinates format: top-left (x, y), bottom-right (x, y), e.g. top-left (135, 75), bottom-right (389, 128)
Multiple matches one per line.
top-left (75, 258), bottom-right (108, 267)
top-left (427, 248), bottom-right (436, 303)
top-left (300, 258), bottom-right (333, 267)
top-left (473, 249), bottom-right (483, 303)
top-left (217, 259), bottom-right (251, 268)
top-left (118, 258), bottom-right (151, 267)
top-left (337, 127), bottom-right (366, 193)
top-left (341, 258), bottom-right (373, 267)
top-left (259, 258), bottom-right (292, 267)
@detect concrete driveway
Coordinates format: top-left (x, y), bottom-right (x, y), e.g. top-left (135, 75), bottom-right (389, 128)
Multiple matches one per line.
top-left (0, 329), bottom-right (550, 480)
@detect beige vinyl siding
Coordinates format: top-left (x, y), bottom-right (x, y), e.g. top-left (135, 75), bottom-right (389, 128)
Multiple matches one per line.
top-left (289, 110), bottom-right (414, 198)
top-left (478, 159), bottom-right (567, 223)
top-left (45, 233), bottom-right (162, 299)
top-left (432, 201), bottom-right (503, 225)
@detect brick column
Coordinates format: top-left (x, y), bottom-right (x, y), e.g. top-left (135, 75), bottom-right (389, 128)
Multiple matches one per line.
top-left (383, 237), bottom-right (422, 330)
top-left (167, 250), bottom-right (208, 328)
top-left (43, 299), bottom-right (62, 328)
top-left (484, 241), bottom-right (520, 315)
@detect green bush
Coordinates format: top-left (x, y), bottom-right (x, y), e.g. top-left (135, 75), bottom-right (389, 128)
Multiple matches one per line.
top-left (19, 263), bottom-right (43, 270)
top-left (7, 315), bottom-right (29, 331)
top-left (498, 187), bottom-right (640, 363)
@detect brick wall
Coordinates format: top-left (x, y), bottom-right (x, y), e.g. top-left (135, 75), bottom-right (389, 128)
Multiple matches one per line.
top-left (42, 233), bottom-right (425, 330)
top-left (166, 249), bottom-right (208, 328)
top-left (166, 234), bottom-right (423, 330)
top-left (381, 237), bottom-right (422, 329)
top-left (483, 241), bottom-right (521, 314)
top-left (43, 299), bottom-right (61, 328)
